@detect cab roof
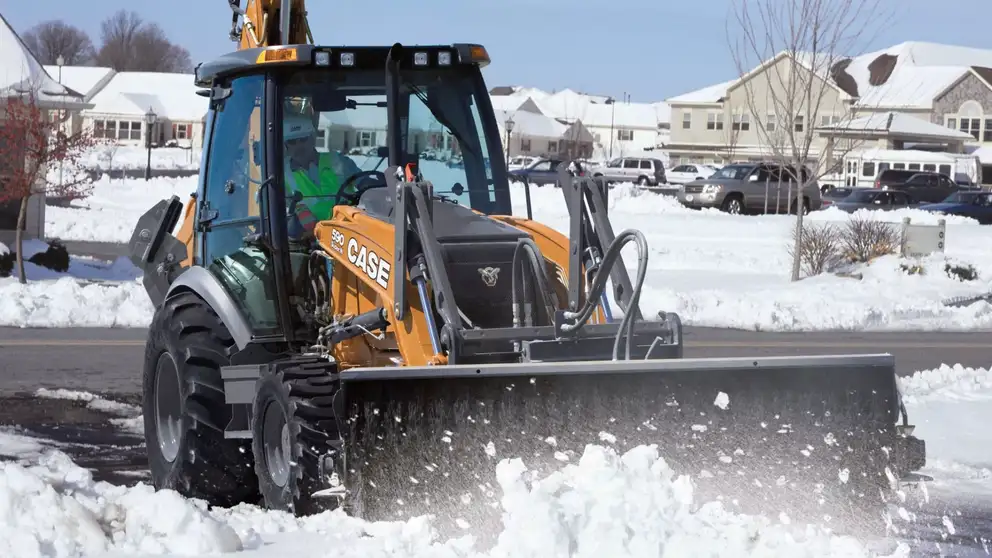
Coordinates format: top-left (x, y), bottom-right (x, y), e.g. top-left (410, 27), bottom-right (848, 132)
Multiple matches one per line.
top-left (194, 43), bottom-right (490, 87)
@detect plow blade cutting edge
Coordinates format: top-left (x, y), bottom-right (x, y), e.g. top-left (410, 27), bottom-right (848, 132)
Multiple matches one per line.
top-left (337, 353), bottom-right (925, 536)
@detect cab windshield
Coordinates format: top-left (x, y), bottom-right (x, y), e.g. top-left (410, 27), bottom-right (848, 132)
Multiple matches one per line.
top-left (279, 67), bottom-right (508, 223)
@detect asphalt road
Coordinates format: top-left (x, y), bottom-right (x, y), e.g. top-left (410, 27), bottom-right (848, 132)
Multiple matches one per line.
top-left (0, 325), bottom-right (990, 554)
top-left (1, 326), bottom-right (989, 395)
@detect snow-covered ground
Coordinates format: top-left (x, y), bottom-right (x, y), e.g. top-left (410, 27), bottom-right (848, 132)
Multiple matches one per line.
top-left (80, 144), bottom-right (200, 171)
top-left (24, 154), bottom-right (992, 330)
top-left (0, 364), bottom-right (988, 557)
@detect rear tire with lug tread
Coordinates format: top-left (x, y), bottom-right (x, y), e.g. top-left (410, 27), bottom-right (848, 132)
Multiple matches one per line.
top-left (142, 291), bottom-right (259, 507)
top-left (252, 358), bottom-right (342, 516)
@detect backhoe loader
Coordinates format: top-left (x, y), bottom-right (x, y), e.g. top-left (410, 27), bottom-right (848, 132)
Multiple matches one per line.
top-left (127, 0), bottom-right (926, 539)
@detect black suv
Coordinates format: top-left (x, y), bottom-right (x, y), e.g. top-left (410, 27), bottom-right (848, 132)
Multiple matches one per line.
top-left (875, 170), bottom-right (966, 204)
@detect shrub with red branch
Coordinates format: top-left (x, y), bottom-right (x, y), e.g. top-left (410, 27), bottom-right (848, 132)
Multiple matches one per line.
top-left (0, 93), bottom-right (96, 283)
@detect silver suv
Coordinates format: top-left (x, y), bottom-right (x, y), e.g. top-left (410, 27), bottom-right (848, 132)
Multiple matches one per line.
top-left (591, 157), bottom-right (667, 187)
top-left (677, 162), bottom-right (822, 215)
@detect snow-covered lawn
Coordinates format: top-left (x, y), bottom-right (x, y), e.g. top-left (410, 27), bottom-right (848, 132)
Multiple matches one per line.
top-left (25, 165), bottom-right (992, 330)
top-left (0, 363), bottom-right (988, 557)
top-left (80, 145), bottom-right (200, 171)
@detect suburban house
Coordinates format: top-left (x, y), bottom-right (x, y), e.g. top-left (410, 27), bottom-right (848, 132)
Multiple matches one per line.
top-left (81, 71), bottom-right (207, 150)
top-left (1, 12), bottom-right (90, 241)
top-left (665, 41), bottom-right (992, 182)
top-left (493, 108), bottom-right (595, 160)
top-left (489, 86), bottom-right (669, 161)
top-left (41, 64), bottom-right (115, 137)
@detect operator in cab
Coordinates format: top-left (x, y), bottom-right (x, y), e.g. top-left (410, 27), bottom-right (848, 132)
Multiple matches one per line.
top-left (283, 112), bottom-right (362, 238)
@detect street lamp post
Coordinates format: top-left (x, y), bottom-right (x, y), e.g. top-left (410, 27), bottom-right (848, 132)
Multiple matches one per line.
top-left (56, 55), bottom-right (65, 187)
top-left (506, 116), bottom-right (533, 219)
top-left (144, 108), bottom-right (157, 181)
top-left (504, 116), bottom-right (514, 170)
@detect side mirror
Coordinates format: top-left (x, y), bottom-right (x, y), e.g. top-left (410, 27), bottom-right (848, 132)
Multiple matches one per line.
top-left (452, 183), bottom-right (465, 196)
top-left (377, 146), bottom-right (389, 159)
top-left (748, 174), bottom-right (759, 182)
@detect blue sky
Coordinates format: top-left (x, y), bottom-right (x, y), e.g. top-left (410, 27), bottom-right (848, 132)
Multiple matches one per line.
top-left (6, 0), bottom-right (991, 103)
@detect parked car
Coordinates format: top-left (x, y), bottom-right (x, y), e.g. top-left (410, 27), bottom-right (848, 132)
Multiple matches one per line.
top-left (825, 188), bottom-right (918, 213)
top-left (874, 170), bottom-right (966, 204)
top-left (589, 157), bottom-right (667, 187)
top-left (819, 186), bottom-right (855, 208)
top-left (507, 155), bottom-right (538, 171)
top-left (508, 158), bottom-right (564, 186)
top-left (666, 164), bottom-right (718, 185)
top-left (677, 162), bottom-right (822, 215)
top-left (918, 191), bottom-right (992, 224)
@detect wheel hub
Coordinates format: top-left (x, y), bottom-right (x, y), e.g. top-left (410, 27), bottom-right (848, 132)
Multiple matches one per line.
top-left (154, 352), bottom-right (183, 462)
top-left (263, 401), bottom-right (292, 487)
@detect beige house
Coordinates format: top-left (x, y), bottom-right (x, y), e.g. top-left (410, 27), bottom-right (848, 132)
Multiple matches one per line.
top-left (666, 41), bottom-right (992, 180)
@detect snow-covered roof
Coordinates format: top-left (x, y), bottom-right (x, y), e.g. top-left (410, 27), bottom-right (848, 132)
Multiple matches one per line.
top-left (666, 79), bottom-right (735, 104)
top-left (967, 144), bottom-right (992, 164)
top-left (42, 65), bottom-right (115, 99)
top-left (856, 146), bottom-right (977, 163)
top-left (494, 108), bottom-right (566, 138)
top-left (840, 42), bottom-right (992, 108)
top-left (84, 71), bottom-right (206, 121)
top-left (0, 13), bottom-right (84, 107)
top-left (817, 111), bottom-right (974, 140)
top-left (489, 95), bottom-right (528, 112)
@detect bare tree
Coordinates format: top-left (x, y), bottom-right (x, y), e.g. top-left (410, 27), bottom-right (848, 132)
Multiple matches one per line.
top-left (726, 0), bottom-right (893, 281)
top-left (95, 10), bottom-right (193, 73)
top-left (21, 20), bottom-right (95, 66)
top-left (723, 109), bottom-right (743, 163)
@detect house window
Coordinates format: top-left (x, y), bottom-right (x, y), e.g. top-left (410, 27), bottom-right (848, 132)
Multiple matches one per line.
top-left (947, 117), bottom-right (957, 130)
top-left (794, 115), bottom-right (804, 133)
top-left (358, 130), bottom-right (374, 147)
top-left (706, 112), bottom-right (724, 130)
top-left (820, 114), bottom-right (840, 126)
top-left (960, 118), bottom-right (981, 140)
top-left (732, 113), bottom-right (750, 131)
top-left (172, 123), bottom-right (191, 140)
top-left (617, 129), bottom-right (633, 141)
top-left (93, 120), bottom-right (108, 139)
top-left (315, 133), bottom-right (326, 149)
top-left (682, 112), bottom-right (691, 129)
top-left (766, 113), bottom-right (776, 132)
top-left (520, 138), bottom-right (531, 152)
top-left (548, 141), bottom-right (558, 152)
top-left (985, 119), bottom-right (992, 142)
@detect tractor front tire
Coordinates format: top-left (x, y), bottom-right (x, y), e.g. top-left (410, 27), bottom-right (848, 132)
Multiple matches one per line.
top-left (142, 291), bottom-right (259, 507)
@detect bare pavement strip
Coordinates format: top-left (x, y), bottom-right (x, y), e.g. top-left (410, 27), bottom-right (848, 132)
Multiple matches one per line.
top-left (1, 326), bottom-right (990, 394)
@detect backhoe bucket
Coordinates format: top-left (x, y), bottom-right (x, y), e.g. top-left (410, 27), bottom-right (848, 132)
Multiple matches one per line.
top-left (339, 353), bottom-right (924, 536)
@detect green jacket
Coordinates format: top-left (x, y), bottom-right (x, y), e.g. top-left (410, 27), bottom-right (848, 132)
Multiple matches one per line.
top-left (287, 153), bottom-right (341, 221)
top-left (286, 151), bottom-right (364, 221)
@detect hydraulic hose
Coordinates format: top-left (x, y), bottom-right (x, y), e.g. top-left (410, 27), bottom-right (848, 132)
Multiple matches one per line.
top-left (511, 238), bottom-right (558, 329)
top-left (559, 229), bottom-right (650, 361)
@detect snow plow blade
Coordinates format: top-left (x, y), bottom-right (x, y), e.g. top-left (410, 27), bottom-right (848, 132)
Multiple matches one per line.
top-left (340, 353), bottom-right (924, 532)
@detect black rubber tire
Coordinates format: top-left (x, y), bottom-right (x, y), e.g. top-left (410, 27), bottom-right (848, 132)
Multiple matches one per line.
top-left (252, 359), bottom-right (341, 516)
top-left (721, 194), bottom-right (744, 214)
top-left (142, 291), bottom-right (260, 506)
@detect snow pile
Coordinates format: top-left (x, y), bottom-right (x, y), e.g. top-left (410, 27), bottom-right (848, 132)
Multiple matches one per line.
top-left (0, 242), bottom-right (7, 255)
top-left (0, 452), bottom-right (242, 557)
top-left (490, 445), bottom-right (901, 558)
top-left (0, 277), bottom-right (152, 327)
top-left (80, 145), bottom-right (200, 171)
top-left (898, 364), bottom-right (992, 403)
top-left (807, 205), bottom-right (979, 226)
top-left (45, 174), bottom-right (195, 243)
top-left (0, 444), bottom-right (906, 558)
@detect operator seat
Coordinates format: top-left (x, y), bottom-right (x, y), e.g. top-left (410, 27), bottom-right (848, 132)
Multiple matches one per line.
top-left (357, 187), bottom-right (394, 221)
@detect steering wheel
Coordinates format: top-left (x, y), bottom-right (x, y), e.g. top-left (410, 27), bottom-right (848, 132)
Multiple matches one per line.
top-left (334, 170), bottom-right (388, 206)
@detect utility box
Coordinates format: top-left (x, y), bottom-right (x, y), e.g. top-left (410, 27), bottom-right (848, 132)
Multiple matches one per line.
top-left (900, 217), bottom-right (945, 258)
